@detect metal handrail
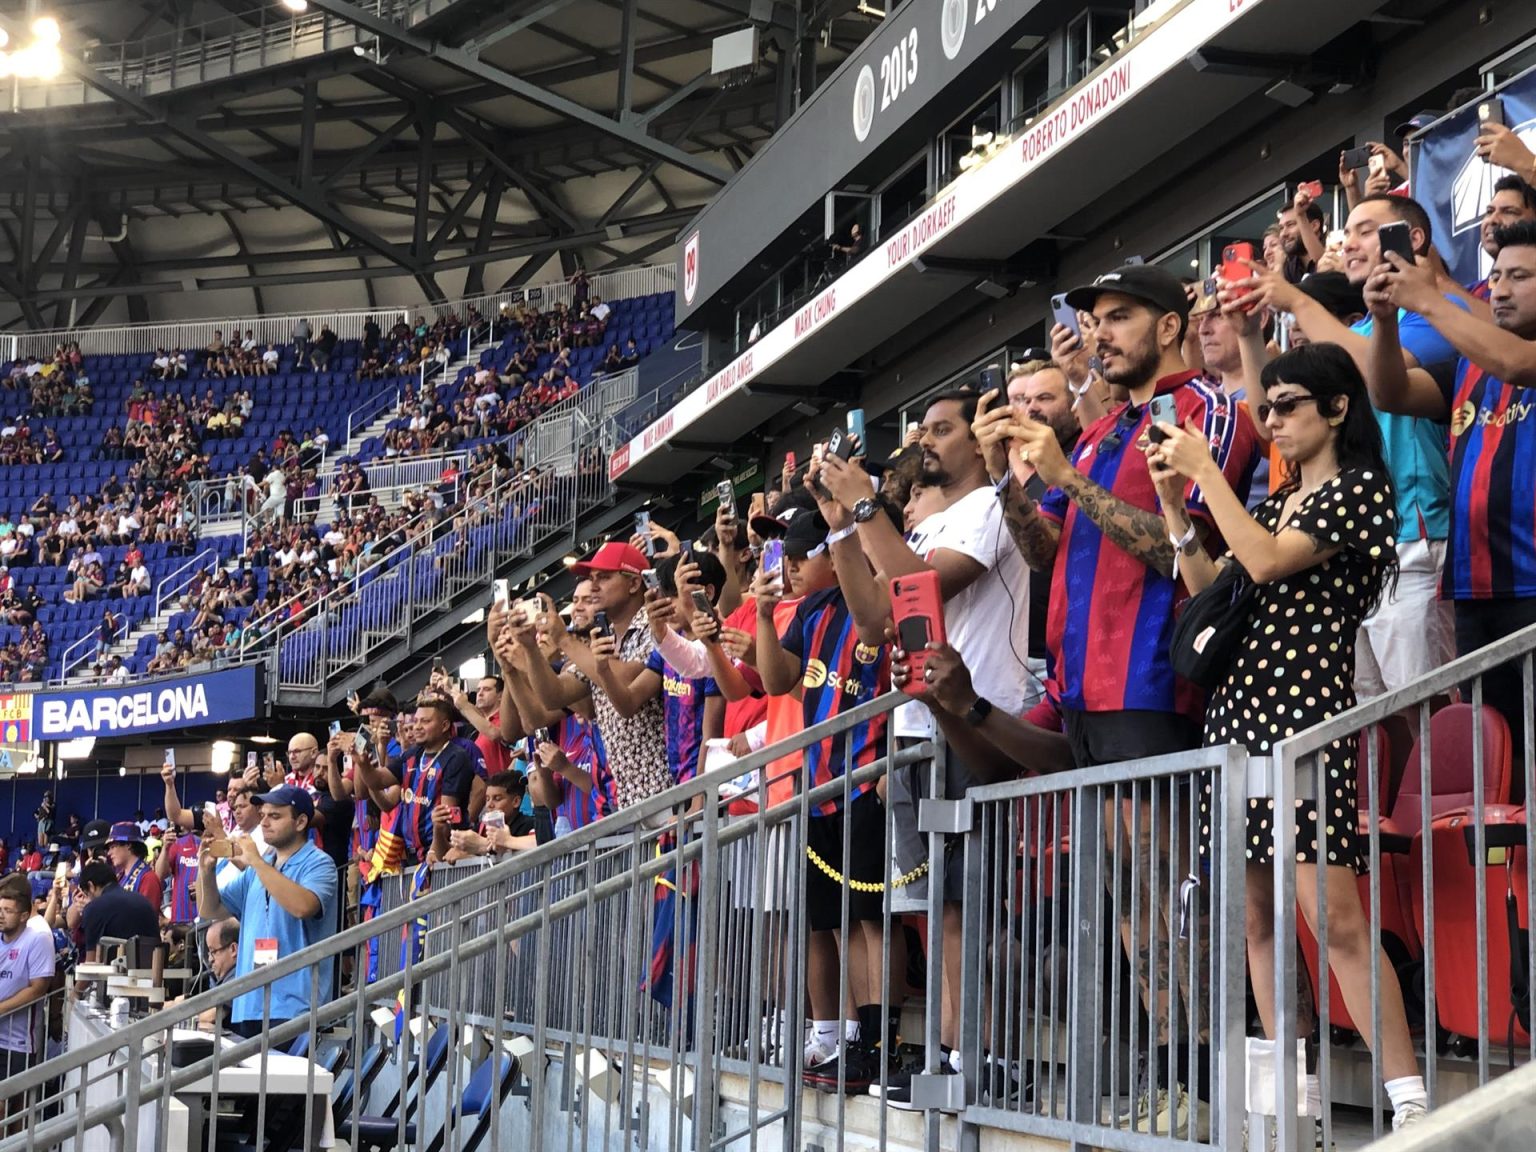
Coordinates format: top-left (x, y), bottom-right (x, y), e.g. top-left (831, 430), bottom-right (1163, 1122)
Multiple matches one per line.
top-left (6, 264), bottom-right (675, 363)
top-left (0, 689), bottom-right (917, 1122)
top-left (237, 493), bottom-right (449, 658)
top-left (54, 545), bottom-right (219, 681)
top-left (344, 380), bottom-right (404, 448)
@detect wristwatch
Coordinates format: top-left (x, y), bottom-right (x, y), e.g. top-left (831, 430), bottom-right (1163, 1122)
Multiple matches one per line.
top-left (852, 497), bottom-right (880, 523)
top-left (964, 697), bottom-right (994, 727)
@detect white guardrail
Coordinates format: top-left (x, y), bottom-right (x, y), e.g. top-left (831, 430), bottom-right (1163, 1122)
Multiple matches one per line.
top-left (3, 263), bottom-right (676, 362)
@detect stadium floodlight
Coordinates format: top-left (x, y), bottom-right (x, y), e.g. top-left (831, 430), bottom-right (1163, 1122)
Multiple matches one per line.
top-left (281, 0), bottom-right (309, 12)
top-left (0, 16), bottom-right (64, 80)
top-left (56, 737), bottom-right (96, 761)
top-left (211, 740), bottom-right (238, 775)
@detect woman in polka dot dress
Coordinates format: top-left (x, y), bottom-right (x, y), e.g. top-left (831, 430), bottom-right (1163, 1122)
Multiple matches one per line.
top-left (1146, 342), bottom-right (1427, 1129)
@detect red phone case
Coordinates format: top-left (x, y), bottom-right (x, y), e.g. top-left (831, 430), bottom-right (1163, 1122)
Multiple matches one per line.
top-left (1221, 242), bottom-right (1257, 307)
top-left (890, 571), bottom-right (947, 696)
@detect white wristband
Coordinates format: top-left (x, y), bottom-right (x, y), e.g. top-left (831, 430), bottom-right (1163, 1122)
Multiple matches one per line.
top-left (826, 523), bottom-right (858, 546)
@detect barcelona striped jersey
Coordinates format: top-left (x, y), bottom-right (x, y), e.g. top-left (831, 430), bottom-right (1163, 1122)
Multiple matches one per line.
top-left (1041, 371), bottom-right (1259, 716)
top-left (646, 650), bottom-right (718, 786)
top-left (553, 712), bottom-right (617, 832)
top-left (780, 586), bottom-right (889, 817)
top-left (1443, 358), bottom-right (1536, 600)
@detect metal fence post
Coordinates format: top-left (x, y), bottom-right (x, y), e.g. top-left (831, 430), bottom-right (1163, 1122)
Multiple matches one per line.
top-left (1066, 783), bottom-right (1105, 1131)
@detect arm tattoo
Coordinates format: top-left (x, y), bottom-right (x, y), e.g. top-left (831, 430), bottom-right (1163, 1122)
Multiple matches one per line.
top-left (1057, 471), bottom-right (1176, 578)
top-left (999, 481), bottom-right (1060, 573)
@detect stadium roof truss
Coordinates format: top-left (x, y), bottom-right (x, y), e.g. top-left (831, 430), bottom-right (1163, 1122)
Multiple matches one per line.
top-left (0, 0), bottom-right (875, 326)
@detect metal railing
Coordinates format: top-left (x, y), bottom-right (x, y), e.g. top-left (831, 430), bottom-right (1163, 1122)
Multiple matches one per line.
top-left (4, 264), bottom-right (675, 365)
top-left (4, 637), bottom-right (1534, 1152)
top-left (1265, 620), bottom-right (1536, 1151)
top-left (54, 547), bottom-right (220, 681)
top-left (255, 415), bottom-right (612, 695)
top-left (345, 380), bottom-right (407, 448)
top-left (77, 0), bottom-right (383, 94)
top-left (956, 745), bottom-right (1250, 1149)
top-left (0, 690), bottom-right (931, 1152)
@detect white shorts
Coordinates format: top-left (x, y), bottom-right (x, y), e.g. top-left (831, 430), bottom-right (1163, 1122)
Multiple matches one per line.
top-left (1355, 537), bottom-right (1454, 698)
top-left (727, 819), bottom-right (795, 913)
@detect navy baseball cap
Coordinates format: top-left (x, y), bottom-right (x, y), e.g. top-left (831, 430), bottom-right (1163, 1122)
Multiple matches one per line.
top-left (1395, 109), bottom-right (1443, 138)
top-left (254, 785), bottom-right (315, 821)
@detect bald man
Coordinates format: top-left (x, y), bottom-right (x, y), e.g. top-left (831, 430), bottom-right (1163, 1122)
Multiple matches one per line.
top-left (285, 731), bottom-right (351, 866)
top-left (282, 732), bottom-right (327, 834)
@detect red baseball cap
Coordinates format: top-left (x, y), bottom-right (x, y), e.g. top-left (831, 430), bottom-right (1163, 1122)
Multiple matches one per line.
top-left (572, 541), bottom-right (649, 575)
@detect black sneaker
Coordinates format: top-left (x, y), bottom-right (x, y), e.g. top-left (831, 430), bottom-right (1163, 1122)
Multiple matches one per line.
top-left (868, 1062), bottom-right (952, 1110)
top-left (978, 1058), bottom-right (1032, 1108)
top-left (802, 1043), bottom-right (886, 1094)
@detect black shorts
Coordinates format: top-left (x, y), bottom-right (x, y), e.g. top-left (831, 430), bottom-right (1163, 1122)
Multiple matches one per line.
top-left (0, 1046), bottom-right (36, 1084)
top-left (1063, 708), bottom-right (1199, 768)
top-left (805, 788), bottom-right (887, 932)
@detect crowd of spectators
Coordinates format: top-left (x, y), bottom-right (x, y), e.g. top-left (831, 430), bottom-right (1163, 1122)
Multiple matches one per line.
top-left (290, 103), bottom-right (1536, 1131)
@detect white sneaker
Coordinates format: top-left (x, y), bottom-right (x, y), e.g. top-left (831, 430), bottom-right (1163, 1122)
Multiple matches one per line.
top-left (803, 1034), bottom-right (837, 1069)
top-left (1126, 1086), bottom-right (1209, 1141)
top-left (1392, 1100), bottom-right (1428, 1130)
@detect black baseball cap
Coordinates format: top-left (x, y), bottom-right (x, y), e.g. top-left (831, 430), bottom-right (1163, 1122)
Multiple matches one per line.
top-left (1065, 263), bottom-right (1192, 325)
top-left (782, 510), bottom-right (830, 560)
top-left (1295, 271), bottom-right (1366, 321)
top-left (81, 819), bottom-right (111, 851)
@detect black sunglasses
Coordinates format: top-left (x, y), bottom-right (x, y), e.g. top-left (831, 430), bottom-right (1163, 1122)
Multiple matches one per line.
top-left (1257, 395), bottom-right (1320, 422)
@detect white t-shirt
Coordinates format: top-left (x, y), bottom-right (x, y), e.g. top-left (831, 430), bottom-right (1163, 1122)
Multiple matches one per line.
top-left (262, 348), bottom-right (279, 365)
top-left (896, 484), bottom-right (1033, 738)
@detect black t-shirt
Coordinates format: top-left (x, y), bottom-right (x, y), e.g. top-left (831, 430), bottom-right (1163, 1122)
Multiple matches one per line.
top-left (80, 885), bottom-right (161, 953)
top-left (507, 811), bottom-right (537, 838)
top-left (315, 791), bottom-right (354, 867)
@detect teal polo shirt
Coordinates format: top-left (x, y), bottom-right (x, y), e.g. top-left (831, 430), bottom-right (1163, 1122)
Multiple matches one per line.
top-left (1352, 305), bottom-right (1461, 543)
top-left (217, 840), bottom-right (337, 1024)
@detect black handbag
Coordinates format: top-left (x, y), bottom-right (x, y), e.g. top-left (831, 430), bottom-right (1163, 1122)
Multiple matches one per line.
top-left (1171, 563), bottom-right (1257, 690)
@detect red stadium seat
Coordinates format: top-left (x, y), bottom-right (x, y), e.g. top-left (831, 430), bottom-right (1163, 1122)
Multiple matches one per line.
top-left (1298, 727), bottom-right (1397, 1033)
top-left (1409, 806), bottom-right (1530, 1047)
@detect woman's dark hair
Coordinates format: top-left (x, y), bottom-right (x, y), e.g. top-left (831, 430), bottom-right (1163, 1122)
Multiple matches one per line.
top-left (1259, 341), bottom-right (1398, 610)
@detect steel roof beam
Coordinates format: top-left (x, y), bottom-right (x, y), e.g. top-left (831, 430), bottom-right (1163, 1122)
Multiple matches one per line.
top-left (0, 13), bottom-right (421, 276)
top-left (301, 0), bottom-right (729, 183)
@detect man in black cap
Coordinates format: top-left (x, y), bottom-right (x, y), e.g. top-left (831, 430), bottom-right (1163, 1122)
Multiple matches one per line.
top-left (991, 261), bottom-right (1260, 1135)
top-left (75, 860), bottom-right (159, 968)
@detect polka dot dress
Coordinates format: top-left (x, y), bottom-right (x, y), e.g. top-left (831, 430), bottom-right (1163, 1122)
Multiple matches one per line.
top-left (1199, 468), bottom-right (1396, 872)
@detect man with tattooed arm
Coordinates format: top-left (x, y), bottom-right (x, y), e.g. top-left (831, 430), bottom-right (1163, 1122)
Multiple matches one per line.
top-left (976, 261), bottom-right (1259, 1137)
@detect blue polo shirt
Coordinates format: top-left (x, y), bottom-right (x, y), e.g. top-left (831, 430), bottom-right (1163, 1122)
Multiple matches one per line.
top-left (1352, 305), bottom-right (1461, 543)
top-left (217, 840), bottom-right (337, 1024)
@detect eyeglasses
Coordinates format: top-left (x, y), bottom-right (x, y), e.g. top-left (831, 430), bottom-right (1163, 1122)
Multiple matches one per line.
top-left (1257, 395), bottom-right (1320, 422)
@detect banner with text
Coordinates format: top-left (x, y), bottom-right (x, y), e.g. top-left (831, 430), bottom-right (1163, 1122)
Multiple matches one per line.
top-left (33, 664), bottom-right (263, 740)
top-left (1412, 67), bottom-right (1536, 288)
top-left (614, 0), bottom-right (1270, 479)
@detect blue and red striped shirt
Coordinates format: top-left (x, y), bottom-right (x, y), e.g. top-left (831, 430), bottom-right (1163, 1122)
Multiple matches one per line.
top-left (645, 650), bottom-right (718, 787)
top-left (1040, 371), bottom-right (1259, 716)
top-left (1443, 358), bottom-right (1536, 600)
top-left (780, 586), bottom-right (889, 817)
top-left (165, 832), bottom-right (200, 923)
top-left (553, 713), bottom-right (617, 832)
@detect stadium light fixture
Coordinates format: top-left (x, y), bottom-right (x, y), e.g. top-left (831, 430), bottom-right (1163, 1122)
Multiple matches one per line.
top-left (282, 0), bottom-right (309, 12)
top-left (211, 740), bottom-right (238, 775)
top-left (56, 737), bottom-right (96, 761)
top-left (0, 16), bottom-right (65, 80)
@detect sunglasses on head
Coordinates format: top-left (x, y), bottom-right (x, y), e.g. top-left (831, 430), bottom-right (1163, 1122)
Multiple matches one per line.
top-left (1257, 395), bottom-right (1320, 422)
